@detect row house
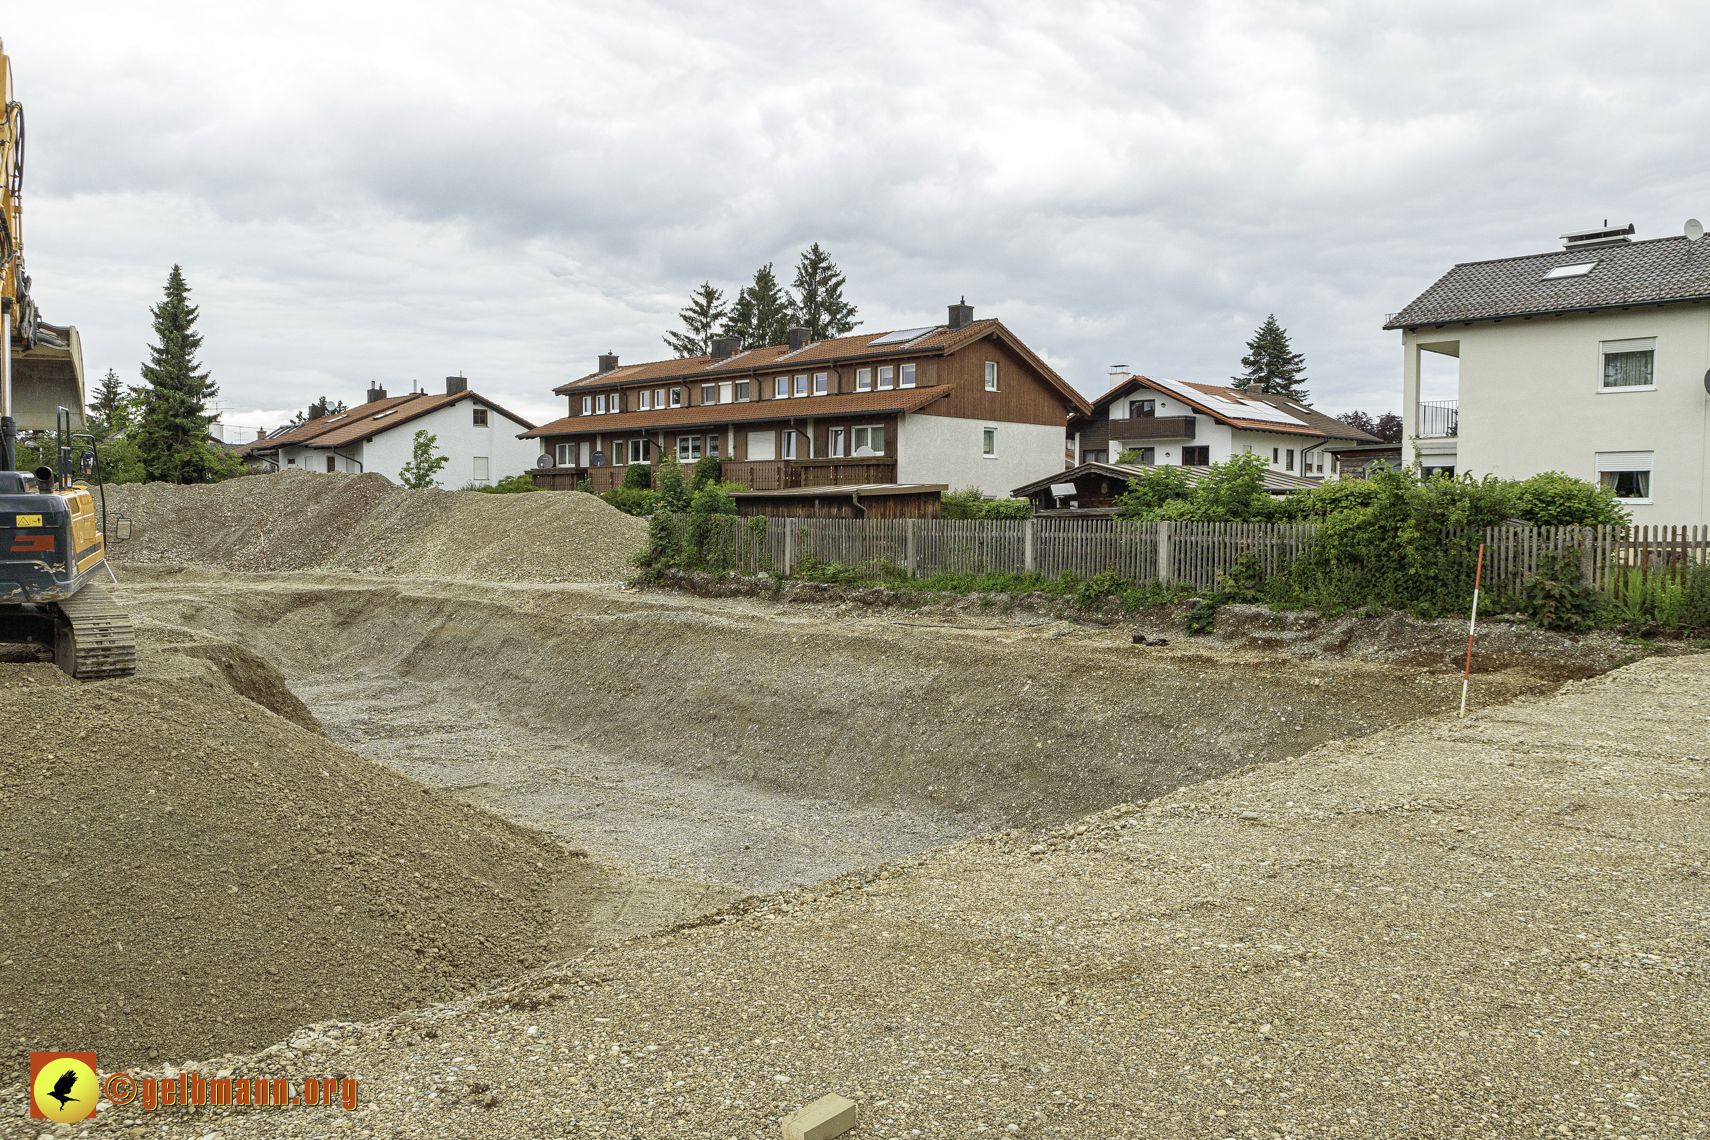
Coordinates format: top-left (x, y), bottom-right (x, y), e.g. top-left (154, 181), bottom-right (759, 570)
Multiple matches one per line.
top-left (521, 301), bottom-right (1092, 496)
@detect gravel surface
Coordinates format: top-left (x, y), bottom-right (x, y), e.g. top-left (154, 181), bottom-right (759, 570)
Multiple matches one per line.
top-left (101, 470), bottom-right (646, 583)
top-left (7, 653), bottom-right (1703, 1139)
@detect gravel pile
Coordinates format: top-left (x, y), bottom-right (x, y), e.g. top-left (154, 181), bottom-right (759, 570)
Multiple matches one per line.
top-left (16, 653), bottom-right (1705, 1139)
top-left (99, 470), bottom-right (647, 583)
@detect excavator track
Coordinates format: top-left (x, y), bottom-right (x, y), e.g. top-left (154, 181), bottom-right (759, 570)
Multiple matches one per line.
top-left (55, 580), bottom-right (137, 680)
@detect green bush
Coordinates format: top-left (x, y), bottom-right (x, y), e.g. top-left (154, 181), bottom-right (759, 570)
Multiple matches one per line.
top-left (682, 484), bottom-right (738, 569)
top-left (1520, 552), bottom-right (1598, 631)
top-left (468, 473), bottom-right (541, 494)
top-left (1511, 471), bottom-right (1628, 527)
top-left (691, 455), bottom-right (724, 492)
top-left (602, 486), bottom-right (657, 516)
top-left (1113, 464), bottom-right (1196, 518)
top-left (942, 487), bottom-right (1033, 520)
top-left (653, 456), bottom-right (690, 513)
top-left (621, 463), bottom-right (653, 491)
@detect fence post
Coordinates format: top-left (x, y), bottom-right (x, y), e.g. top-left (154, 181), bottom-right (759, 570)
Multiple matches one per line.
top-left (906, 519), bottom-right (917, 577)
top-left (784, 523), bottom-right (795, 576)
top-left (1157, 520), bottom-right (1175, 586)
top-left (1024, 518), bottom-right (1036, 574)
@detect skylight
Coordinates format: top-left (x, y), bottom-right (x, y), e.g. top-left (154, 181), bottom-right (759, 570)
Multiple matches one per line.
top-left (373, 409), bottom-right (397, 419)
top-left (868, 326), bottom-right (937, 347)
top-left (1543, 262), bottom-right (1596, 280)
top-left (324, 414), bottom-right (348, 422)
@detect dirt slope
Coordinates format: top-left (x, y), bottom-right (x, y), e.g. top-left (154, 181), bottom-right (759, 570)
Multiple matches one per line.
top-left (47, 653), bottom-right (1704, 1140)
top-left (100, 469), bottom-right (646, 583)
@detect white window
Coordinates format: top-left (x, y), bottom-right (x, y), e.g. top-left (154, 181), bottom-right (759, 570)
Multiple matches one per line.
top-left (669, 388), bottom-right (683, 408)
top-left (639, 390), bottom-right (651, 411)
top-left (982, 427), bottom-right (996, 457)
top-left (555, 443), bottom-right (572, 465)
top-left (629, 439), bottom-right (644, 464)
top-left (595, 394), bottom-right (606, 414)
top-left (677, 434), bottom-right (701, 460)
top-left (829, 428), bottom-right (846, 457)
top-left (775, 376), bottom-right (789, 398)
top-left (794, 374), bottom-right (809, 397)
top-left (853, 425), bottom-right (883, 456)
top-left (1600, 338), bottom-right (1655, 390)
top-left (287, 457), bottom-right (296, 465)
top-left (813, 372), bottom-right (829, 396)
top-left (900, 363), bottom-right (916, 388)
top-left (856, 368), bottom-right (872, 392)
top-left (783, 431), bottom-right (798, 460)
top-left (581, 396), bottom-right (592, 415)
top-left (747, 430), bottom-right (776, 461)
top-left (701, 383), bottom-right (717, 404)
top-left (719, 381), bottom-right (733, 404)
top-left (654, 388), bottom-right (666, 409)
top-left (611, 392), bottom-right (623, 413)
top-left (878, 366), bottom-right (894, 390)
top-left (1597, 451), bottom-right (1653, 502)
top-left (473, 457), bottom-right (490, 482)
top-left (735, 380), bottom-right (750, 402)
top-left (708, 434), bottom-right (720, 459)
top-left (984, 361), bottom-right (998, 391)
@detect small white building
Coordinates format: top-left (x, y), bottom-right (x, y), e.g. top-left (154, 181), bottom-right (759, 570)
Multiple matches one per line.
top-left (254, 378), bottom-right (537, 487)
top-left (1389, 221), bottom-right (1710, 519)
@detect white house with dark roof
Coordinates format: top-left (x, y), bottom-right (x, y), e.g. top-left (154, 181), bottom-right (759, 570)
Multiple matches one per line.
top-left (1386, 221), bottom-right (1710, 519)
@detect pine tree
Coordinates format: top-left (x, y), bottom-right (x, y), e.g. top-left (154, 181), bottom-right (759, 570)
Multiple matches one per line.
top-left (135, 265), bottom-right (223, 483)
top-left (789, 243), bottom-right (859, 341)
top-left (664, 282), bottom-right (729, 358)
top-left (721, 263), bottom-right (793, 348)
top-left (87, 369), bottom-right (131, 441)
top-left (1232, 314), bottom-right (1308, 401)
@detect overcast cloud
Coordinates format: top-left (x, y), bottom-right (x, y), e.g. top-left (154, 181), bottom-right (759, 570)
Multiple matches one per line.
top-left (7, 1), bottom-right (1709, 437)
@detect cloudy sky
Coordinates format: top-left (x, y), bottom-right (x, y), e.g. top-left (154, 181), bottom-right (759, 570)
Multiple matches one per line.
top-left (8, 1), bottom-right (1709, 439)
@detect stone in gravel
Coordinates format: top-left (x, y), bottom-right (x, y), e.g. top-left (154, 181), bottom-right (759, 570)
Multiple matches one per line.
top-left (781, 1092), bottom-right (858, 1140)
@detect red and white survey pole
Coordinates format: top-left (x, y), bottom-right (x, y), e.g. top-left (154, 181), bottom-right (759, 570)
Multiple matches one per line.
top-left (1459, 543), bottom-right (1486, 718)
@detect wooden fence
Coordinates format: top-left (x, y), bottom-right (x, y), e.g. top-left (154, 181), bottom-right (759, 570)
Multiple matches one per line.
top-left (706, 517), bottom-right (1708, 595)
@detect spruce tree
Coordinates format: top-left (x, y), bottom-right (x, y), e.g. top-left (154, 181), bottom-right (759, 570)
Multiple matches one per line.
top-left (87, 368), bottom-right (131, 441)
top-left (664, 282), bottom-right (729, 357)
top-left (721, 263), bottom-right (793, 348)
top-left (135, 265), bottom-right (223, 482)
top-left (789, 242), bottom-right (859, 341)
top-left (1232, 314), bottom-right (1308, 401)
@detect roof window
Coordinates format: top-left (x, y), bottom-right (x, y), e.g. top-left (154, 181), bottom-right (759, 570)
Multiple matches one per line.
top-left (373, 409), bottom-right (397, 419)
top-left (1543, 262), bottom-right (1597, 280)
top-left (324, 414), bottom-right (348, 422)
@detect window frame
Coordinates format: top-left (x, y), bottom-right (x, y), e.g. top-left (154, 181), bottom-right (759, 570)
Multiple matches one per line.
top-left (982, 426), bottom-right (997, 457)
top-left (1596, 451), bottom-right (1654, 504)
top-left (1131, 399), bottom-right (1155, 419)
top-left (794, 374), bottom-right (809, 398)
top-left (701, 383), bottom-right (717, 405)
top-left (783, 431), bottom-right (797, 460)
top-left (654, 388), bottom-right (666, 410)
top-left (1182, 446), bottom-right (1211, 466)
top-left (707, 433), bottom-right (720, 459)
top-left (581, 396), bottom-right (592, 415)
top-left (669, 388), bottom-right (683, 408)
top-left (613, 442), bottom-right (626, 466)
top-left (877, 366), bottom-right (894, 391)
top-left (900, 363), bottom-right (916, 389)
top-left (472, 407), bottom-right (489, 427)
top-left (775, 376), bottom-right (790, 399)
top-left (813, 372), bottom-right (830, 396)
top-left (984, 361), bottom-right (998, 392)
top-left (639, 390), bottom-right (651, 411)
top-left (595, 394), bottom-right (606, 414)
top-left (855, 368), bottom-right (872, 392)
top-left (677, 434), bottom-right (701, 461)
top-left (628, 439), bottom-right (644, 464)
top-left (735, 380), bottom-right (751, 402)
top-left (1598, 338), bottom-right (1657, 392)
top-left (852, 424), bottom-right (884, 457)
top-left (829, 427), bottom-right (846, 457)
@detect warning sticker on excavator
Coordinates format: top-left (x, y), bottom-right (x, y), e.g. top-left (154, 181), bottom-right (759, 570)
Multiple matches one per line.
top-left (14, 514), bottom-right (42, 527)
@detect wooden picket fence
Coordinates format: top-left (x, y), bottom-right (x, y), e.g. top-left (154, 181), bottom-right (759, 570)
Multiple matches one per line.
top-left (701, 516), bottom-right (1708, 596)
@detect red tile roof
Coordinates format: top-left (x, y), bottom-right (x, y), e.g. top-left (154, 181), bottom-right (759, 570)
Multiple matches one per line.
top-left (552, 319), bottom-right (1091, 416)
top-left (1089, 375), bottom-right (1379, 443)
top-left (520, 385), bottom-right (953, 439)
top-left (298, 391), bottom-right (534, 449)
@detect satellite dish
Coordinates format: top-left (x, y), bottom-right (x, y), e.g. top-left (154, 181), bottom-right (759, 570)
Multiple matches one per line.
top-left (1688, 218), bottom-right (1704, 243)
top-left (535, 453), bottom-right (553, 469)
top-left (590, 451), bottom-right (606, 467)
top-left (1704, 368), bottom-right (1710, 396)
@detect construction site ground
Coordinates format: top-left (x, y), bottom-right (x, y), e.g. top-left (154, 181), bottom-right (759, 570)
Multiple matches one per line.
top-left (2, 476), bottom-right (1706, 1139)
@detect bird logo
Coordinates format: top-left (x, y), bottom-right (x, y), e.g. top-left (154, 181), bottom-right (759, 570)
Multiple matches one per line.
top-left (29, 1052), bottom-right (99, 1123)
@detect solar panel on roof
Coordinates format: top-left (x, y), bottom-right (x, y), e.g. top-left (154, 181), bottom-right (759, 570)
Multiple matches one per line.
top-left (868, 326), bottom-right (938, 347)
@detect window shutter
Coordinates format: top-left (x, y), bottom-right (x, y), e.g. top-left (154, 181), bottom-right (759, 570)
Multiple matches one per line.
top-left (1595, 451), bottom-right (1652, 472)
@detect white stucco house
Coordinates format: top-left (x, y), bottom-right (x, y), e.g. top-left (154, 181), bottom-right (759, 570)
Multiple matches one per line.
top-left (246, 378), bottom-right (537, 487)
top-left (1388, 221), bottom-right (1710, 520)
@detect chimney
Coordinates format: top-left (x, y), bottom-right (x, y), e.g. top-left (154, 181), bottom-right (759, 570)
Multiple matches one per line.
top-left (598, 352), bottom-right (619, 374)
top-left (947, 297), bottom-right (974, 330)
top-left (307, 404), bottom-right (325, 420)
top-left (366, 386), bottom-right (387, 403)
top-left (1560, 221), bottom-right (1635, 250)
top-left (446, 375), bottom-right (467, 396)
top-left (786, 327), bottom-right (810, 352)
top-left (1108, 365), bottom-right (1130, 391)
top-left (711, 336), bottom-right (740, 361)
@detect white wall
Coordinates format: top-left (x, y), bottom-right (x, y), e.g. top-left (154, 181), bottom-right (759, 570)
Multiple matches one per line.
top-left (898, 413), bottom-right (1065, 497)
top-left (1403, 306), bottom-right (1710, 520)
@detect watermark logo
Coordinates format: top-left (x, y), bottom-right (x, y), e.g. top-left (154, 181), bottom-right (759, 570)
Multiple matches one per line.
top-left (29, 1052), bottom-right (98, 1123)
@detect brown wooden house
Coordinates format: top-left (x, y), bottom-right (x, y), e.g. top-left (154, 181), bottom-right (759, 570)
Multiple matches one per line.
top-left (520, 301), bottom-right (1091, 498)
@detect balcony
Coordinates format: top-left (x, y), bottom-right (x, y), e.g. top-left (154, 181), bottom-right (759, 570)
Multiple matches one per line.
top-left (722, 457), bottom-right (898, 490)
top-left (1118, 415), bottom-right (1197, 440)
top-left (1417, 399), bottom-right (1458, 439)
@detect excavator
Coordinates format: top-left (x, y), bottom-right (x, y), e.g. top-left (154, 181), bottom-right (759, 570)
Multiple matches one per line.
top-left (0, 36), bottom-right (135, 679)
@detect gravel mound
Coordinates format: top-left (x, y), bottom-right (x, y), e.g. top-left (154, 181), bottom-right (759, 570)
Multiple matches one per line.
top-left (0, 648), bottom-right (582, 1074)
top-left (52, 653), bottom-right (1705, 1140)
top-left (99, 470), bottom-right (647, 583)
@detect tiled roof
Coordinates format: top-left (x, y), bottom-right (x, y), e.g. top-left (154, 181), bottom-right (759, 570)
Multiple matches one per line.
top-left (553, 319), bottom-right (1091, 415)
top-left (1012, 460), bottom-right (1321, 498)
top-left (298, 392), bottom-right (534, 449)
top-left (1088, 375), bottom-right (1378, 442)
top-left (1384, 235), bottom-right (1710, 329)
top-left (519, 385), bottom-right (953, 439)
